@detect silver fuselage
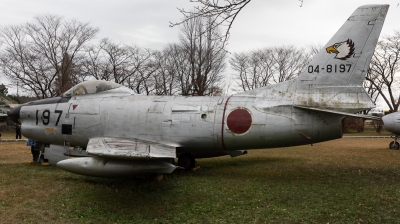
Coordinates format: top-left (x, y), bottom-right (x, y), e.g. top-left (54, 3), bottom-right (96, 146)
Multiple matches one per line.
top-left (20, 88), bottom-right (348, 154)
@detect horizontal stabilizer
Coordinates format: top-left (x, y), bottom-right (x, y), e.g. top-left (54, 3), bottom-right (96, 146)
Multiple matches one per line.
top-left (294, 105), bottom-right (381, 120)
top-left (87, 137), bottom-right (176, 159)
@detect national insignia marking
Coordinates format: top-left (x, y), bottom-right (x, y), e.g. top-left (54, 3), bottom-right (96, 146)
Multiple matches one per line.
top-left (227, 108), bottom-right (252, 135)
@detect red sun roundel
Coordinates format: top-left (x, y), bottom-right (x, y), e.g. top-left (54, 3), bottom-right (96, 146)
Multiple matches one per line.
top-left (226, 108), bottom-right (252, 134)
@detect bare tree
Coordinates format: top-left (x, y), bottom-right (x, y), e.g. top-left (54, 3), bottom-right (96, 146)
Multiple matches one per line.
top-left (172, 0), bottom-right (251, 47)
top-left (364, 68), bottom-right (383, 105)
top-left (83, 39), bottom-right (159, 95)
top-left (166, 43), bottom-right (193, 96)
top-left (231, 45), bottom-right (315, 91)
top-left (83, 40), bottom-right (110, 81)
top-left (152, 46), bottom-right (181, 95)
top-left (126, 47), bottom-right (158, 95)
top-left (173, 1), bottom-right (306, 47)
top-left (307, 44), bottom-right (322, 56)
top-left (167, 43), bottom-right (192, 95)
top-left (364, 31), bottom-right (400, 112)
top-left (83, 38), bottom-right (136, 84)
top-left (272, 46), bottom-right (311, 83)
top-left (179, 16), bottom-right (227, 96)
top-left (0, 14), bottom-right (98, 98)
top-left (229, 49), bottom-right (274, 91)
top-left (53, 52), bottom-right (83, 95)
top-left (0, 83), bottom-right (8, 95)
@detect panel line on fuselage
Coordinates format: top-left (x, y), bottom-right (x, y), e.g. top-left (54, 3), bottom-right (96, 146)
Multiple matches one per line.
top-left (221, 95), bottom-right (233, 150)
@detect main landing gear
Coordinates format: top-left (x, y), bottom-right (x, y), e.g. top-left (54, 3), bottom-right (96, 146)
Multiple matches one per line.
top-left (389, 135), bottom-right (400, 150)
top-left (178, 153), bottom-right (196, 170)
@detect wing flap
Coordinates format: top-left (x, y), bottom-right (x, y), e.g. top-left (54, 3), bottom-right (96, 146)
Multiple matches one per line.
top-left (87, 137), bottom-right (176, 159)
top-left (294, 105), bottom-right (381, 120)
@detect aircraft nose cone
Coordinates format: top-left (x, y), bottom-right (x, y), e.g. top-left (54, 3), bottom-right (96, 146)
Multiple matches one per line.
top-left (7, 104), bottom-right (23, 124)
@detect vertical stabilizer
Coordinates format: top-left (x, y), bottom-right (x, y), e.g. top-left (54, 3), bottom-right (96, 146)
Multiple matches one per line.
top-left (236, 5), bottom-right (389, 113)
top-left (298, 5), bottom-right (389, 86)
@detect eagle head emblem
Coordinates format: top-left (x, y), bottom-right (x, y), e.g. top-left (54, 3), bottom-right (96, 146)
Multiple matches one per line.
top-left (326, 39), bottom-right (355, 60)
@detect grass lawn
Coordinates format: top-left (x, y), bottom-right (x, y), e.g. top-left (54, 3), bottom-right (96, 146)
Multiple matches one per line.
top-left (0, 131), bottom-right (26, 140)
top-left (1, 138), bottom-right (400, 223)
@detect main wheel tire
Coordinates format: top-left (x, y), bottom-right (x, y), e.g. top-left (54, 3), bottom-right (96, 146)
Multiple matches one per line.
top-left (178, 154), bottom-right (195, 170)
top-left (389, 141), bottom-right (399, 150)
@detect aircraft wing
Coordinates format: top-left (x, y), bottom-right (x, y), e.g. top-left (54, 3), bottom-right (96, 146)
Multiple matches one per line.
top-left (293, 105), bottom-right (381, 120)
top-left (86, 137), bottom-right (176, 159)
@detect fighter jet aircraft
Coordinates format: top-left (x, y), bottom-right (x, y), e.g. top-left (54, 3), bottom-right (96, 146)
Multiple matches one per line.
top-left (8, 4), bottom-right (389, 177)
top-left (382, 112), bottom-right (400, 150)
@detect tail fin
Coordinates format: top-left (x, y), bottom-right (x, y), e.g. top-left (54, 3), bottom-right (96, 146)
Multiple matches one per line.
top-left (237, 5), bottom-right (389, 113)
top-left (298, 4), bottom-right (389, 86)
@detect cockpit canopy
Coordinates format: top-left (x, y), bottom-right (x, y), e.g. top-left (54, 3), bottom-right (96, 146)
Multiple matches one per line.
top-left (63, 80), bottom-right (131, 97)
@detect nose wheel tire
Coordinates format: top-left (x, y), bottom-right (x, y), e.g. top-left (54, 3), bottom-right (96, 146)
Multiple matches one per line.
top-left (389, 141), bottom-right (399, 150)
top-left (178, 154), bottom-right (196, 170)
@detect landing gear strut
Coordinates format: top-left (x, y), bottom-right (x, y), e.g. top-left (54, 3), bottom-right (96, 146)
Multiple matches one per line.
top-left (389, 135), bottom-right (400, 150)
top-left (178, 153), bottom-right (196, 170)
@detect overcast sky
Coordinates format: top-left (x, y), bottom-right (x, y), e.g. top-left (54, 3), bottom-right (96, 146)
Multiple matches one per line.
top-left (1, 0), bottom-right (399, 51)
top-left (0, 0), bottom-right (399, 106)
